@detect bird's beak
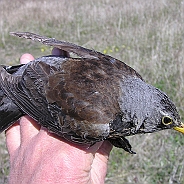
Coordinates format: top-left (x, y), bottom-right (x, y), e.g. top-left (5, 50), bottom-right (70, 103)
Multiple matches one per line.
top-left (173, 122), bottom-right (184, 134)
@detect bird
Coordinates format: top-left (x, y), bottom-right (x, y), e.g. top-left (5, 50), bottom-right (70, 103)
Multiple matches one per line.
top-left (0, 32), bottom-right (183, 154)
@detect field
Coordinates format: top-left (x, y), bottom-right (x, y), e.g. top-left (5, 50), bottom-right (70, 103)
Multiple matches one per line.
top-left (0, 0), bottom-right (184, 183)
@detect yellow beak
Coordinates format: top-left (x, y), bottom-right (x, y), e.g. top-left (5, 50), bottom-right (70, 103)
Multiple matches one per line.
top-left (173, 122), bottom-right (184, 134)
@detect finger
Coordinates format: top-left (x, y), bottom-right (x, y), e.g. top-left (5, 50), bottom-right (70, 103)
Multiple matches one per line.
top-left (85, 141), bottom-right (104, 154)
top-left (19, 116), bottom-right (40, 145)
top-left (96, 140), bottom-right (113, 156)
top-left (52, 48), bottom-right (70, 57)
top-left (20, 53), bottom-right (34, 64)
top-left (5, 122), bottom-right (21, 156)
top-left (91, 141), bottom-right (113, 182)
top-left (93, 141), bottom-right (113, 166)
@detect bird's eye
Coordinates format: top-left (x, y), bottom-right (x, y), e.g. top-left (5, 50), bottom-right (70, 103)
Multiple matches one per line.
top-left (162, 116), bottom-right (173, 125)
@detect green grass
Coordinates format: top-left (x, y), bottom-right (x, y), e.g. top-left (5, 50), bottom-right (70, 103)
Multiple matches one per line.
top-left (0, 0), bottom-right (184, 183)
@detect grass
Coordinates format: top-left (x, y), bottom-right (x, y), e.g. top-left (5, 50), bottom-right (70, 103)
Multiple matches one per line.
top-left (0, 0), bottom-right (184, 183)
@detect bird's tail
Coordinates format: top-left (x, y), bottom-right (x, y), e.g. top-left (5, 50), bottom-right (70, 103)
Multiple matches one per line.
top-left (0, 65), bottom-right (24, 133)
top-left (10, 32), bottom-right (104, 59)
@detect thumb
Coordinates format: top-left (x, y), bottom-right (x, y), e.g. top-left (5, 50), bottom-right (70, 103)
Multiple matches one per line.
top-left (20, 53), bottom-right (34, 64)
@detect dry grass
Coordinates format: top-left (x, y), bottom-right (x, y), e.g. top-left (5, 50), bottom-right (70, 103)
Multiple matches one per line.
top-left (0, 0), bottom-right (184, 183)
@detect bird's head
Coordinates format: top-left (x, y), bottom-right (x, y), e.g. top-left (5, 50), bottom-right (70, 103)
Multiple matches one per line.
top-left (118, 77), bottom-right (184, 136)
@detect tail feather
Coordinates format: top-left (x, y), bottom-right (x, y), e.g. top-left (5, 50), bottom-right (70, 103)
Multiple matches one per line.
top-left (10, 32), bottom-right (143, 79)
top-left (0, 65), bottom-right (24, 132)
top-left (0, 89), bottom-right (24, 132)
top-left (10, 32), bottom-right (103, 59)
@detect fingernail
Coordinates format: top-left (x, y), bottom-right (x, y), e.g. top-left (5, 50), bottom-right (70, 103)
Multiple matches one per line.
top-left (52, 48), bottom-right (70, 57)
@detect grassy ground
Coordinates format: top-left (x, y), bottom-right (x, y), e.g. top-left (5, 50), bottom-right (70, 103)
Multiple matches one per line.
top-left (0, 0), bottom-right (184, 183)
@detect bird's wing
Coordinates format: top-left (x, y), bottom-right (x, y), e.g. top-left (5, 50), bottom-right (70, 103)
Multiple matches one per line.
top-left (0, 56), bottom-right (113, 144)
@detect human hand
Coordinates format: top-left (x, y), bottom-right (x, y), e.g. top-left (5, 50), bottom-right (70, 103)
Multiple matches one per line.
top-left (6, 49), bottom-right (113, 184)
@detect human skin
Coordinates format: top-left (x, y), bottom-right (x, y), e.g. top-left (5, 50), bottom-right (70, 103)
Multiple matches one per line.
top-left (5, 49), bottom-right (113, 184)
